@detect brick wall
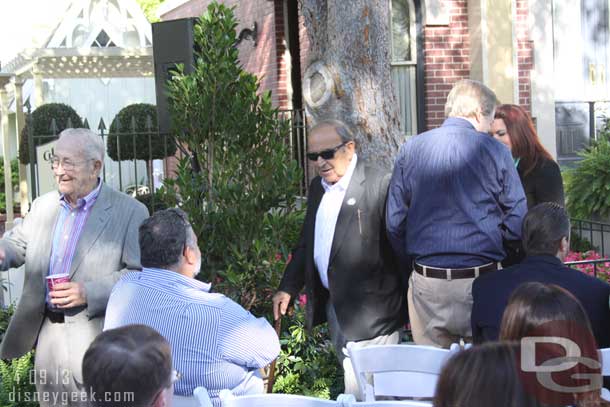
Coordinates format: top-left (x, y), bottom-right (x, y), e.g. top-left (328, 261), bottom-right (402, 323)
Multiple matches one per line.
top-left (422, 0), bottom-right (470, 130)
top-left (159, 0), bottom-right (288, 107)
top-left (515, 0), bottom-right (533, 114)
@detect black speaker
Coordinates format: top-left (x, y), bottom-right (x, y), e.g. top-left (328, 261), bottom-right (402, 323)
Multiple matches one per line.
top-left (152, 18), bottom-right (197, 135)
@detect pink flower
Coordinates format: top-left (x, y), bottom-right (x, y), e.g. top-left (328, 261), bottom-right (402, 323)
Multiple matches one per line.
top-left (274, 253), bottom-right (282, 262)
top-left (298, 294), bottom-right (307, 306)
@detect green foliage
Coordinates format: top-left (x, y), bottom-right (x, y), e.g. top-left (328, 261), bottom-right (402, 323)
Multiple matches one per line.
top-left (19, 103), bottom-right (83, 165)
top-left (0, 352), bottom-right (36, 407)
top-left (135, 0), bottom-right (164, 22)
top-left (0, 160), bottom-right (19, 214)
top-left (162, 2), bottom-right (303, 317)
top-left (135, 188), bottom-right (170, 214)
top-left (107, 103), bottom-right (176, 162)
top-left (272, 305), bottom-right (342, 398)
top-left (565, 138), bottom-right (610, 219)
top-left (0, 306), bottom-right (36, 407)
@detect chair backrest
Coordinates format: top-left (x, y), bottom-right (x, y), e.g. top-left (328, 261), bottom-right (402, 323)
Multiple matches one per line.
top-left (173, 394), bottom-right (201, 407)
top-left (347, 342), bottom-right (457, 401)
top-left (348, 401), bottom-right (432, 407)
top-left (194, 387), bottom-right (213, 407)
top-left (219, 389), bottom-right (351, 407)
top-left (599, 348), bottom-right (610, 376)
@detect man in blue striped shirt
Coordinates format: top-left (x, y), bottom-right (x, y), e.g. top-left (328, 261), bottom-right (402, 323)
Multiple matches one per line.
top-left (104, 208), bottom-right (280, 406)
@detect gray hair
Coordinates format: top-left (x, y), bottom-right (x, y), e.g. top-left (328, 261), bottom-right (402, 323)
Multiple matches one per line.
top-left (444, 79), bottom-right (498, 119)
top-left (58, 128), bottom-right (105, 162)
top-left (309, 119), bottom-right (355, 143)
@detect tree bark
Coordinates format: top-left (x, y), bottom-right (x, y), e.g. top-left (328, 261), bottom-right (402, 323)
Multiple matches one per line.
top-left (301, 0), bottom-right (402, 170)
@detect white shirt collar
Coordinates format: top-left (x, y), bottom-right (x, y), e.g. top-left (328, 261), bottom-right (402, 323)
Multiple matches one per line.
top-left (320, 153), bottom-right (358, 193)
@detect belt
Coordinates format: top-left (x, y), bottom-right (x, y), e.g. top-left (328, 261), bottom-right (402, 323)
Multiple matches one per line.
top-left (414, 262), bottom-right (500, 280)
top-left (44, 308), bottom-right (65, 323)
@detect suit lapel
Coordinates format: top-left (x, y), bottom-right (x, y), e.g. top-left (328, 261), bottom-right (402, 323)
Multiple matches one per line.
top-left (38, 194), bottom-right (61, 284)
top-left (69, 185), bottom-right (112, 278)
top-left (329, 162), bottom-right (365, 265)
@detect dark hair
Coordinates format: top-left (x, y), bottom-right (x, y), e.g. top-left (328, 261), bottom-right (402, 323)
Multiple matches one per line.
top-left (309, 119), bottom-right (355, 143)
top-left (82, 324), bottom-right (172, 407)
top-left (499, 282), bottom-right (593, 342)
top-left (498, 282), bottom-right (602, 407)
top-left (139, 208), bottom-right (196, 269)
top-left (522, 202), bottom-right (570, 256)
top-left (494, 104), bottom-right (554, 176)
top-left (434, 342), bottom-right (542, 407)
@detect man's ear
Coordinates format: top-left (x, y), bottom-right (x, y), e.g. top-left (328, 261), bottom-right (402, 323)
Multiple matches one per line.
top-left (560, 236), bottom-right (569, 254)
top-left (183, 245), bottom-right (197, 265)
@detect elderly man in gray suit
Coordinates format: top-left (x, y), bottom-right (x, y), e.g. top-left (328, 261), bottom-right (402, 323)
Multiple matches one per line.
top-left (0, 128), bottom-right (148, 406)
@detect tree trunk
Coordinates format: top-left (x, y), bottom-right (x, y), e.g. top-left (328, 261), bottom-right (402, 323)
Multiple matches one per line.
top-left (301, 0), bottom-right (402, 171)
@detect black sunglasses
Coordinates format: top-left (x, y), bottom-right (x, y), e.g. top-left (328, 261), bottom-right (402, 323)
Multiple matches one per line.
top-left (306, 141), bottom-right (349, 161)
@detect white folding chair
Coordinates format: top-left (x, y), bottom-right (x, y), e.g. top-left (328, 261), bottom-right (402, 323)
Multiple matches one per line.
top-left (219, 389), bottom-right (353, 406)
top-left (347, 342), bottom-right (459, 401)
top-left (349, 401), bottom-right (432, 407)
top-left (599, 348), bottom-right (610, 401)
top-left (194, 387), bottom-right (213, 407)
top-left (173, 387), bottom-right (213, 407)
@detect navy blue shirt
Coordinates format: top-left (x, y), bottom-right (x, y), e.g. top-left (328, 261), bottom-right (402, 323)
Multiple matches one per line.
top-left (386, 117), bottom-right (527, 268)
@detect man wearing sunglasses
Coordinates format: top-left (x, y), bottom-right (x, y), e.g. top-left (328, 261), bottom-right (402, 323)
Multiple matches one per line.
top-left (273, 119), bottom-right (406, 398)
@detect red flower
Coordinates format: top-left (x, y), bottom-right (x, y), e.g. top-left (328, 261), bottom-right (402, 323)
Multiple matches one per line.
top-left (298, 294), bottom-right (307, 305)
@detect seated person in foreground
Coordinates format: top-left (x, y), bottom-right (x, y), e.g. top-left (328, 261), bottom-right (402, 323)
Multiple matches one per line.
top-left (434, 342), bottom-right (543, 407)
top-left (82, 324), bottom-right (174, 407)
top-left (471, 202), bottom-right (610, 346)
top-left (498, 282), bottom-right (603, 407)
top-left (104, 208), bottom-right (280, 406)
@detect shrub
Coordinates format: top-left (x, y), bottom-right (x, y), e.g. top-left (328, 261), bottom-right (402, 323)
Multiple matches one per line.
top-left (565, 119), bottom-right (610, 220)
top-left (106, 103), bottom-right (176, 162)
top-left (162, 1), bottom-right (303, 317)
top-left (272, 302), bottom-right (342, 399)
top-left (0, 305), bottom-right (36, 407)
top-left (19, 103), bottom-right (83, 165)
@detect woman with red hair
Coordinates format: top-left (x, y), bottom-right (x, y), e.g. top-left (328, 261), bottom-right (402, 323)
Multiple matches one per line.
top-left (491, 104), bottom-right (564, 208)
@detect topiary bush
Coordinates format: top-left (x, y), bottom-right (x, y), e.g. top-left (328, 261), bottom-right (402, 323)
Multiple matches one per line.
top-left (565, 137), bottom-right (610, 220)
top-left (19, 103), bottom-right (83, 165)
top-left (107, 103), bottom-right (176, 162)
top-left (0, 159), bottom-right (20, 214)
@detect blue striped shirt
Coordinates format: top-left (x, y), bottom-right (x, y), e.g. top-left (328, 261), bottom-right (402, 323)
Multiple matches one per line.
top-left (104, 268), bottom-right (280, 405)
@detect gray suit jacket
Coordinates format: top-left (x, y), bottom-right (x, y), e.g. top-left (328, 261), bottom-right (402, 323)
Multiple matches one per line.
top-left (0, 184), bottom-right (148, 363)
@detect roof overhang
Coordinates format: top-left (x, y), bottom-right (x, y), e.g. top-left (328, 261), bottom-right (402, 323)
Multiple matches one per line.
top-left (2, 47), bottom-right (153, 79)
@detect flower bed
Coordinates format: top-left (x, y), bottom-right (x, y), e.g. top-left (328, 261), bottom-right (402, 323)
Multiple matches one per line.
top-left (565, 250), bottom-right (610, 282)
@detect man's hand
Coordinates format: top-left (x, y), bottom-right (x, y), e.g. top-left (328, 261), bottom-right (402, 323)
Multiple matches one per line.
top-left (0, 247), bottom-right (5, 266)
top-left (272, 291), bottom-right (292, 321)
top-left (50, 282), bottom-right (87, 308)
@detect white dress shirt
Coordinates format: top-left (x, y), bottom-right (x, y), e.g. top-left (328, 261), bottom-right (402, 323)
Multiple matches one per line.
top-left (314, 154), bottom-right (358, 289)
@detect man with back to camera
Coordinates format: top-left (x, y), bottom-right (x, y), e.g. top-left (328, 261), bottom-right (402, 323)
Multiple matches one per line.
top-left (0, 128), bottom-right (148, 406)
top-left (104, 208), bottom-right (280, 406)
top-left (386, 79), bottom-right (527, 348)
top-left (82, 324), bottom-right (176, 407)
top-left (272, 119), bottom-right (406, 397)
top-left (471, 202), bottom-right (610, 347)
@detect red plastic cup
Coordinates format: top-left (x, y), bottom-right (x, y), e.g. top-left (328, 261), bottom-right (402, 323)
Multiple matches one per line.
top-left (46, 273), bottom-right (70, 291)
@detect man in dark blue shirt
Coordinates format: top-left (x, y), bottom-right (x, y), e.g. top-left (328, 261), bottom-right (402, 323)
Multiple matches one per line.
top-left (386, 79), bottom-right (527, 348)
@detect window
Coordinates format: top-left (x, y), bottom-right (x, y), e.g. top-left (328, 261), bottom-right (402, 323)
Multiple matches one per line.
top-left (390, 0), bottom-right (417, 136)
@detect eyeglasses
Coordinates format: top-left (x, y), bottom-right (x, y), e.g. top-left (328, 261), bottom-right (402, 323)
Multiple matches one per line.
top-left (50, 156), bottom-right (94, 171)
top-left (306, 141), bottom-right (349, 161)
